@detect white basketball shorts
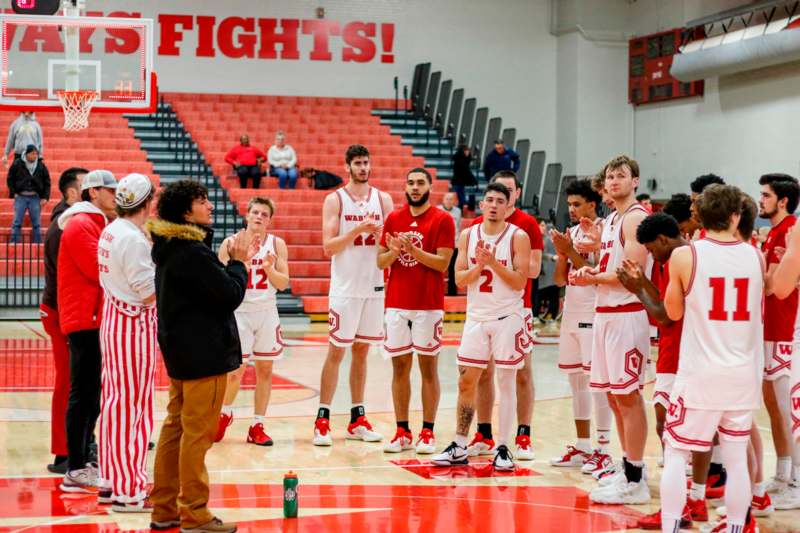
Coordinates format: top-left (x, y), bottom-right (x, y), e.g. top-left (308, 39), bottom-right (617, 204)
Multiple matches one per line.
top-left (456, 312), bottom-right (528, 370)
top-left (235, 307), bottom-right (284, 361)
top-left (383, 308), bottom-right (444, 357)
top-left (328, 296), bottom-right (385, 348)
top-left (653, 373), bottom-right (676, 409)
top-left (589, 309), bottom-right (649, 395)
top-left (764, 341), bottom-right (792, 381)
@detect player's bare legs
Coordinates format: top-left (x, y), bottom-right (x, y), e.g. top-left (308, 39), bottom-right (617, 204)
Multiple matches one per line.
top-left (417, 354), bottom-right (440, 425)
top-left (223, 365), bottom-right (246, 407)
top-left (253, 361), bottom-right (273, 418)
top-left (431, 366), bottom-right (483, 466)
top-left (390, 354), bottom-right (413, 422)
top-left (319, 344), bottom-right (346, 405)
top-left (615, 391), bottom-right (647, 462)
top-left (654, 403), bottom-right (666, 445)
top-left (349, 342), bottom-right (370, 404)
top-left (607, 393), bottom-right (627, 457)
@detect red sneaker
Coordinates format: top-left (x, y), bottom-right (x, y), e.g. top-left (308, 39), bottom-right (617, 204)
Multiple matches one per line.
top-left (636, 507), bottom-right (692, 530)
top-left (514, 434), bottom-right (534, 460)
top-left (686, 497), bottom-right (708, 521)
top-left (751, 492), bottom-right (774, 516)
top-left (706, 515), bottom-right (758, 532)
top-left (247, 423), bottom-right (273, 446)
top-left (214, 411), bottom-right (233, 443)
top-left (466, 432), bottom-right (495, 457)
top-left (705, 484), bottom-right (725, 500)
top-left (346, 416), bottom-right (383, 442)
top-left (313, 417), bottom-right (332, 446)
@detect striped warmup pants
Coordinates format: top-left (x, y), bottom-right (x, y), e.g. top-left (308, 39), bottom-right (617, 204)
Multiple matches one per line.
top-left (99, 297), bottom-right (157, 502)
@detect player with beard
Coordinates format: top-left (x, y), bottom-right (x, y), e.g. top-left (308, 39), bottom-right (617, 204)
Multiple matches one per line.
top-left (431, 183), bottom-right (531, 471)
top-left (378, 168), bottom-right (455, 455)
top-left (313, 145), bottom-right (393, 446)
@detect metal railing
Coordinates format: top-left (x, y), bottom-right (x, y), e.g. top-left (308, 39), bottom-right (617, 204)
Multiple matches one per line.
top-left (0, 231), bottom-right (45, 308)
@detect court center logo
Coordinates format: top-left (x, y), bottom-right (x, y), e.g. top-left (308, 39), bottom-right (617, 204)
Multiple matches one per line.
top-left (398, 231), bottom-right (423, 267)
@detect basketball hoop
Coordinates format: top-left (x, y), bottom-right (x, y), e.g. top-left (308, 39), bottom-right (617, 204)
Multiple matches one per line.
top-left (56, 90), bottom-right (99, 131)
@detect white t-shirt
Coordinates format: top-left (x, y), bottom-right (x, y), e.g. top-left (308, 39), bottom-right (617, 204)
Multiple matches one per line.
top-left (98, 218), bottom-right (155, 307)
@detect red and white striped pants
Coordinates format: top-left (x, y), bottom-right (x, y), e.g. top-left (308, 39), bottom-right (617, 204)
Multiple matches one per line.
top-left (99, 297), bottom-right (157, 503)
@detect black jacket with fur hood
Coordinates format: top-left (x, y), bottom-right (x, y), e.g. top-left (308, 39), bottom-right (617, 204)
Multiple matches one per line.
top-left (148, 219), bottom-right (247, 380)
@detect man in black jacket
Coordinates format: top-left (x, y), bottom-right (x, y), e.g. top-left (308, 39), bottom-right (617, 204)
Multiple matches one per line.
top-left (482, 140), bottom-right (520, 182)
top-left (148, 180), bottom-right (255, 533)
top-left (8, 144), bottom-right (50, 243)
top-left (41, 167), bottom-right (87, 474)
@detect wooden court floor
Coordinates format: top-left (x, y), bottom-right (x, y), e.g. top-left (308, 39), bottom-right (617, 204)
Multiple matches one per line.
top-left (0, 320), bottom-right (798, 532)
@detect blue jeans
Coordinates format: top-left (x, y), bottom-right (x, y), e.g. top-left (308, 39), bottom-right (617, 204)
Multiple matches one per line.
top-left (12, 195), bottom-right (41, 243)
top-left (275, 167), bottom-right (298, 189)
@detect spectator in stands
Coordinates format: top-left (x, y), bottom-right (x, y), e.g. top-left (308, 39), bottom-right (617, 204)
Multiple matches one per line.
top-left (41, 167), bottom-right (88, 474)
top-left (8, 144), bottom-right (50, 243)
top-left (268, 131), bottom-right (298, 189)
top-left (225, 135), bottom-right (265, 189)
top-left (636, 192), bottom-right (652, 212)
top-left (483, 139), bottom-right (520, 181)
top-left (57, 170), bottom-right (118, 493)
top-left (451, 144), bottom-right (476, 210)
top-left (439, 192), bottom-right (461, 296)
top-left (3, 111), bottom-right (43, 166)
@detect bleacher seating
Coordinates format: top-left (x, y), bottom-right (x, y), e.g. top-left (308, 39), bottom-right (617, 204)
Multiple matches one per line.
top-left (166, 92), bottom-right (466, 314)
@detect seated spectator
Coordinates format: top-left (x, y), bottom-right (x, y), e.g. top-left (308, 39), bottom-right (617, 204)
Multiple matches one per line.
top-left (225, 135), bottom-right (265, 189)
top-left (7, 144), bottom-right (50, 243)
top-left (4, 111), bottom-right (43, 166)
top-left (451, 144), bottom-right (476, 210)
top-left (636, 192), bottom-right (652, 212)
top-left (268, 131), bottom-right (298, 189)
top-left (483, 139), bottom-right (520, 180)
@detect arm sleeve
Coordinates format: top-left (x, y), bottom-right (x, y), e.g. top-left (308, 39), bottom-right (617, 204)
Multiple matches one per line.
top-left (121, 237), bottom-right (156, 300)
top-left (287, 146), bottom-right (297, 167)
top-left (42, 166), bottom-right (51, 200)
top-left (179, 245), bottom-right (248, 313)
top-left (65, 219), bottom-right (101, 283)
top-left (224, 146), bottom-right (237, 166)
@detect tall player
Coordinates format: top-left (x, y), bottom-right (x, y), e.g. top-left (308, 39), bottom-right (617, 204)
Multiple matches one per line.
top-left (314, 145), bottom-right (393, 445)
top-left (661, 184), bottom-right (763, 533)
top-left (548, 179), bottom-right (614, 474)
top-left (96, 173), bottom-right (156, 512)
top-left (466, 170), bottom-right (542, 461)
top-left (571, 155), bottom-right (651, 504)
top-left (216, 197), bottom-right (290, 446)
top-left (431, 182), bottom-right (530, 471)
top-left (378, 168), bottom-right (455, 454)
top-left (757, 174), bottom-right (800, 501)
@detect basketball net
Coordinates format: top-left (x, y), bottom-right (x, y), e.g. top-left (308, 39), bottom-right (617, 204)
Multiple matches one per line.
top-left (56, 90), bottom-right (99, 132)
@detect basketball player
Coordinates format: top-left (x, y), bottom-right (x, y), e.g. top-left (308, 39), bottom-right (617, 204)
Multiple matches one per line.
top-left (662, 193), bottom-right (701, 238)
top-left (466, 170), bottom-right (542, 461)
top-left (757, 174), bottom-right (800, 503)
top-left (548, 179), bottom-right (614, 475)
top-left (571, 155), bottom-right (651, 504)
top-left (378, 168), bottom-right (455, 454)
top-left (431, 183), bottom-right (531, 471)
top-left (661, 184), bottom-right (763, 533)
top-left (314, 145), bottom-right (393, 445)
top-left (215, 197), bottom-right (290, 447)
top-left (96, 173), bottom-right (156, 512)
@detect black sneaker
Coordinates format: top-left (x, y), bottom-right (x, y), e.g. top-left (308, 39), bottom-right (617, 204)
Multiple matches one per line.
top-left (98, 488), bottom-right (113, 504)
top-left (47, 457), bottom-right (68, 474)
top-left (493, 444), bottom-right (515, 471)
top-left (431, 441), bottom-right (468, 466)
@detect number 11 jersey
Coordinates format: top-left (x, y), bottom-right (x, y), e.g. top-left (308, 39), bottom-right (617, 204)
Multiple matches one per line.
top-left (465, 222), bottom-right (523, 321)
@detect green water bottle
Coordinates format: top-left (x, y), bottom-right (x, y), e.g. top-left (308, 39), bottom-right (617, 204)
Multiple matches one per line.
top-left (283, 471), bottom-right (298, 518)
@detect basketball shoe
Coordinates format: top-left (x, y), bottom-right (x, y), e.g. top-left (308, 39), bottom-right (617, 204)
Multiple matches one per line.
top-left (431, 442), bottom-right (468, 466)
top-left (60, 465), bottom-right (98, 494)
top-left (687, 497), bottom-right (709, 521)
top-left (550, 445), bottom-right (590, 467)
top-left (700, 515), bottom-right (758, 533)
top-left (112, 498), bottom-right (153, 513)
top-left (247, 423), bottom-right (273, 446)
top-left (346, 416), bottom-right (383, 442)
top-left (493, 445), bottom-right (515, 471)
top-left (466, 432), bottom-right (495, 456)
top-left (770, 483), bottom-right (800, 510)
top-left (312, 417), bottom-right (333, 446)
top-left (383, 427), bottom-right (414, 453)
top-left (515, 434), bottom-right (534, 461)
top-left (636, 506), bottom-right (692, 530)
top-left (214, 412), bottom-right (233, 443)
top-left (716, 493), bottom-right (773, 517)
top-left (582, 450), bottom-right (613, 475)
top-left (765, 475), bottom-right (789, 494)
top-left (589, 476), bottom-right (650, 504)
top-left (415, 429), bottom-right (436, 455)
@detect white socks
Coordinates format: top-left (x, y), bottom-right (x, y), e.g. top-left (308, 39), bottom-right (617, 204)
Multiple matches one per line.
top-left (496, 368), bottom-right (517, 448)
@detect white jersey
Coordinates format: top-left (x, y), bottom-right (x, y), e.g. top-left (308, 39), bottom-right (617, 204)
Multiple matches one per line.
top-left (676, 238), bottom-right (764, 410)
top-left (237, 233), bottom-right (278, 313)
top-left (97, 218), bottom-right (155, 308)
top-left (563, 222), bottom-right (598, 316)
top-left (595, 203), bottom-right (652, 309)
top-left (329, 186), bottom-right (385, 299)
top-left (465, 222), bottom-right (523, 321)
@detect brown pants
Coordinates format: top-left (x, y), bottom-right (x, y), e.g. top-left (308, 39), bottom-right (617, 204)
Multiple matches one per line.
top-left (150, 374), bottom-right (226, 529)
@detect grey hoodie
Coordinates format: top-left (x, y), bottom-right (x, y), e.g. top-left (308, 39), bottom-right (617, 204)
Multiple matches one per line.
top-left (5, 114), bottom-right (43, 156)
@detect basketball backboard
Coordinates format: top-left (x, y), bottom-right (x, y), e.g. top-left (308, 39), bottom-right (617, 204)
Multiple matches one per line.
top-left (0, 13), bottom-right (156, 113)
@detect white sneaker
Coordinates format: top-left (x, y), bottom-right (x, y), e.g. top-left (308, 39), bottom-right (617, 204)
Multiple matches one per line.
top-left (466, 433), bottom-right (495, 457)
top-left (383, 428), bottom-right (414, 453)
top-left (493, 445), bottom-right (515, 471)
top-left (597, 463), bottom-right (625, 486)
top-left (514, 434), bottom-right (534, 461)
top-left (431, 442), bottom-right (469, 466)
top-left (346, 416), bottom-right (383, 442)
top-left (589, 478), bottom-right (651, 504)
top-left (312, 417), bottom-right (333, 446)
top-left (414, 429), bottom-right (436, 455)
top-left (60, 466), bottom-right (98, 494)
top-left (582, 450), bottom-right (613, 475)
top-left (765, 476), bottom-right (789, 494)
top-left (550, 445), bottom-right (590, 467)
top-left (772, 484), bottom-right (800, 510)
top-left (593, 459), bottom-right (621, 481)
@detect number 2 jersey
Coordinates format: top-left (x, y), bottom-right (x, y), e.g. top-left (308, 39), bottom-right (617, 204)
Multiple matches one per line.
top-left (237, 233), bottom-right (278, 313)
top-left (465, 222), bottom-right (523, 321)
top-left (676, 238), bottom-right (764, 410)
top-left (329, 186), bottom-right (385, 299)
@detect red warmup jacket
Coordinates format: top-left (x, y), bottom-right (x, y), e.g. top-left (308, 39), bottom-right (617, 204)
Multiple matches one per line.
top-left (224, 145), bottom-right (266, 167)
top-left (56, 201), bottom-right (108, 335)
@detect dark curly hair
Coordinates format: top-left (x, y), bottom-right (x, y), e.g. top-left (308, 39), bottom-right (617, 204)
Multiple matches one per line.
top-left (689, 174), bottom-right (724, 194)
top-left (636, 212), bottom-right (680, 244)
top-left (662, 193), bottom-right (693, 224)
top-left (565, 178), bottom-right (601, 206)
top-left (157, 180), bottom-right (208, 225)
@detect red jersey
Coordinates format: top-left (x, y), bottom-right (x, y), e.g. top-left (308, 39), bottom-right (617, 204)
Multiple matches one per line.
top-left (763, 215), bottom-right (798, 341)
top-left (473, 208), bottom-right (543, 307)
top-left (657, 260), bottom-right (683, 374)
top-left (381, 204), bottom-right (456, 310)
